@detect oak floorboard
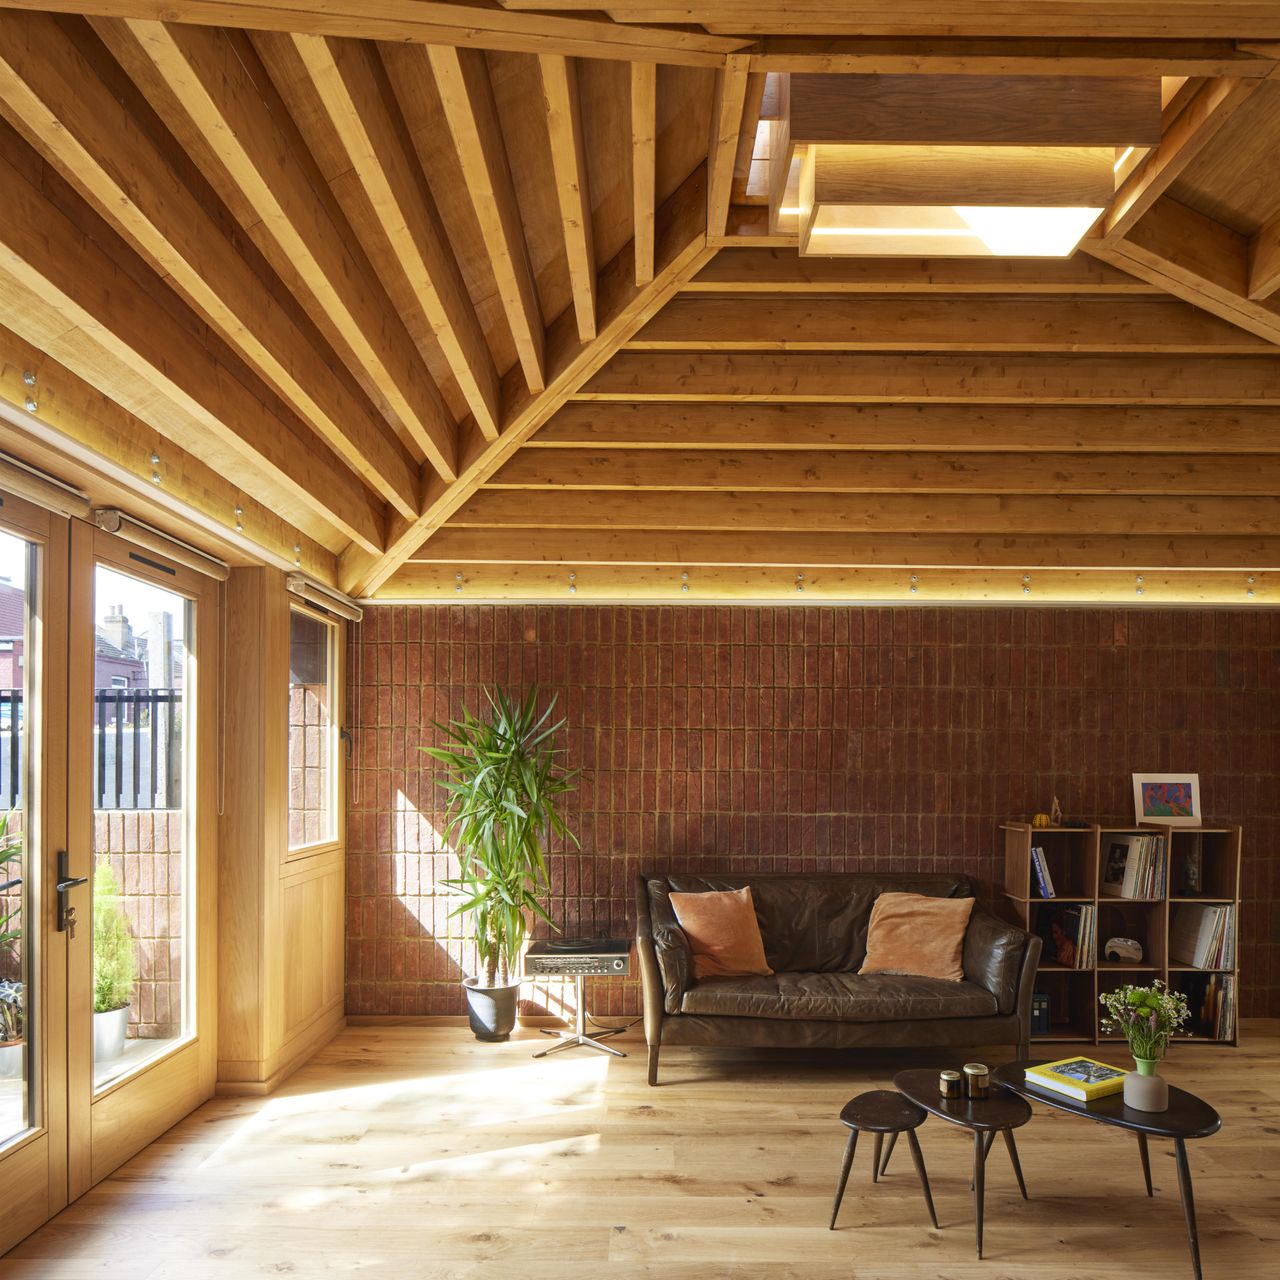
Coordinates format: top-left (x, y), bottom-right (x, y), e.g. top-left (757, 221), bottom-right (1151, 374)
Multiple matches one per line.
top-left (2, 1023), bottom-right (1278, 1278)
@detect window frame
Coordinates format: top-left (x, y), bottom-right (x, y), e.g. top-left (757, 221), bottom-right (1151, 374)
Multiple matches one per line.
top-left (285, 602), bottom-right (341, 860)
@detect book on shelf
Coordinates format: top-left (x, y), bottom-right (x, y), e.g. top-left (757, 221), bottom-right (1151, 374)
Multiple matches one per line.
top-left (1030, 845), bottom-right (1056, 898)
top-left (1025, 1056), bottom-right (1127, 1101)
top-left (1169, 903), bottom-right (1235, 969)
top-left (1177, 972), bottom-right (1236, 1041)
top-left (1100, 833), bottom-right (1166, 900)
top-left (1036, 903), bottom-right (1095, 969)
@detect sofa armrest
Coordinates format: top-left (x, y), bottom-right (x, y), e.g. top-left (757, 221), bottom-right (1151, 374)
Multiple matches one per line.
top-left (962, 908), bottom-right (1036, 1016)
top-left (635, 874), bottom-right (692, 1016)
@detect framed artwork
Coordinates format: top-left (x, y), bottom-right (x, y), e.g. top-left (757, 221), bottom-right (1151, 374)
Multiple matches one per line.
top-left (1132, 774), bottom-right (1201, 826)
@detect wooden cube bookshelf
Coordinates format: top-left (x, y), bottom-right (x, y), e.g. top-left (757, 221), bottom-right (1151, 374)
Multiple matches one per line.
top-left (1001, 821), bottom-right (1241, 1047)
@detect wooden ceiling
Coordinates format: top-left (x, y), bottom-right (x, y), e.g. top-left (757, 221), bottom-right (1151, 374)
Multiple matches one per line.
top-left (0, 4), bottom-right (1279, 604)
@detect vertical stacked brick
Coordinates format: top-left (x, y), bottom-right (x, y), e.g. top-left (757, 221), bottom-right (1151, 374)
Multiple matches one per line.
top-left (346, 606), bottom-right (1280, 1019)
top-left (94, 811), bottom-right (183, 1040)
top-left (288, 681), bottom-right (332, 848)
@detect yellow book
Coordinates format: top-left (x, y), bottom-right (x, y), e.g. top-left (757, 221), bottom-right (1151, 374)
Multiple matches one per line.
top-left (1024, 1056), bottom-right (1128, 1101)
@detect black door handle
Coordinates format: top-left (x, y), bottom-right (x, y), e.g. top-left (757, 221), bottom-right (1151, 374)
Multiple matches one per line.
top-left (0, 876), bottom-right (20, 893)
top-left (55, 850), bottom-right (87, 933)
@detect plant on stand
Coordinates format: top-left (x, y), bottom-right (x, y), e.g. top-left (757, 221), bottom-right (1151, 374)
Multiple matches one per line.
top-left (1100, 979), bottom-right (1190, 1112)
top-left (423, 687), bottom-right (578, 1042)
top-left (92, 863), bottom-right (137, 1063)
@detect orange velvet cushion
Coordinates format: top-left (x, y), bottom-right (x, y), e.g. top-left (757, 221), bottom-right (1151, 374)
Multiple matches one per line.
top-left (858, 892), bottom-right (975, 982)
top-left (669, 887), bottom-right (774, 980)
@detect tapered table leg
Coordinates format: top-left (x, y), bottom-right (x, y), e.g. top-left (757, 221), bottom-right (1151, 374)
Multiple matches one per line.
top-left (879, 1130), bottom-right (898, 1176)
top-left (907, 1129), bottom-right (939, 1230)
top-left (973, 1129), bottom-right (986, 1259)
top-left (1137, 1133), bottom-right (1154, 1197)
top-left (829, 1130), bottom-right (857, 1229)
top-left (872, 1132), bottom-right (883, 1183)
top-left (1174, 1138), bottom-right (1203, 1280)
top-left (970, 1128), bottom-right (996, 1190)
top-left (1002, 1128), bottom-right (1028, 1200)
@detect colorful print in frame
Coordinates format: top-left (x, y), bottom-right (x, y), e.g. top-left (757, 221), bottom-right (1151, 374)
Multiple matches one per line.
top-left (1132, 773), bottom-right (1201, 827)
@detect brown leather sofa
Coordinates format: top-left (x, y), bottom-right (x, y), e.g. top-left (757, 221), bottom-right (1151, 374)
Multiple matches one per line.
top-left (636, 871), bottom-right (1042, 1085)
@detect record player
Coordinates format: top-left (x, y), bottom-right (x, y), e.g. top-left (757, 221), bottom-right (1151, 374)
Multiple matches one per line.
top-left (525, 936), bottom-right (630, 978)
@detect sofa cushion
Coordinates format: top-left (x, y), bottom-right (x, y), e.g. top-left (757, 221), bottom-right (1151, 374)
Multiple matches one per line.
top-left (679, 971), bottom-right (999, 1022)
top-left (669, 886), bottom-right (773, 980)
top-left (860, 892), bottom-right (975, 982)
top-left (660, 872), bottom-right (972, 973)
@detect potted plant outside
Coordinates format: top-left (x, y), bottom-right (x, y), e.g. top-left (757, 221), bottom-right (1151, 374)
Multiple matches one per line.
top-left (0, 812), bottom-right (23, 1080)
top-left (92, 863), bottom-right (137, 1062)
top-left (0, 981), bottom-right (22, 1080)
top-left (423, 687), bottom-right (578, 1042)
top-left (1099, 979), bottom-right (1191, 1112)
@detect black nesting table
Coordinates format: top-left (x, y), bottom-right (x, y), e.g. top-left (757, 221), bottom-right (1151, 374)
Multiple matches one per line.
top-left (893, 1068), bottom-right (1032, 1259)
top-left (994, 1061), bottom-right (1222, 1280)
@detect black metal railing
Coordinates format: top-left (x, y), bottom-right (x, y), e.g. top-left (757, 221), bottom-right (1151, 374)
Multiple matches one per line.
top-left (0, 688), bottom-right (182, 810)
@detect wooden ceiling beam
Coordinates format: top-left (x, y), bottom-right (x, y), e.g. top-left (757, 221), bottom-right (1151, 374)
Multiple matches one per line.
top-left (339, 164), bottom-right (716, 597)
top-left (744, 38), bottom-right (1280, 77)
top-left (490, 448), bottom-right (1280, 496)
top-left (410, 527), bottom-right (1280, 572)
top-left (1248, 212), bottom-right (1280, 301)
top-left (1086, 198), bottom-right (1280, 347)
top-left (1104, 77), bottom-right (1261, 239)
top-left (0, 2), bottom-right (745, 65)
top-left (0, 11), bottom-right (419, 520)
top-left (0, 322), bottom-right (337, 576)
top-left (630, 296), bottom-right (1270, 352)
top-left (707, 54), bottom-right (751, 242)
top-left (101, 19), bottom-right (456, 477)
top-left (0, 125), bottom-right (384, 552)
top-left (730, 71), bottom-right (767, 205)
top-left (533, 401), bottom-right (1280, 453)
top-left (686, 248), bottom-right (1161, 292)
top-left (579, 351), bottom-right (1280, 404)
top-left (630, 61), bottom-right (656, 286)
top-left (451, 489), bottom-right (1279, 537)
top-left (427, 43), bottom-right (546, 394)
top-left (376, 561), bottom-right (1274, 604)
top-left (283, 34), bottom-right (501, 445)
top-left (539, 54), bottom-right (596, 342)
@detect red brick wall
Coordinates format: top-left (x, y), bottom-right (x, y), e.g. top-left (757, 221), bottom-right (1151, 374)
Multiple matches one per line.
top-left (346, 606), bottom-right (1280, 1019)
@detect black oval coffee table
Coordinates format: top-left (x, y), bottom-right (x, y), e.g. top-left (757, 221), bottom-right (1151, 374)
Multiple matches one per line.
top-left (994, 1060), bottom-right (1222, 1280)
top-left (893, 1068), bottom-right (1032, 1259)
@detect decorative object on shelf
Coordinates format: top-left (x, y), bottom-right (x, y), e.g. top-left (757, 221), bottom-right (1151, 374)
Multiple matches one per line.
top-left (1031, 812), bottom-right (1051, 829)
top-left (1099, 980), bottom-right (1191, 1113)
top-left (1104, 937), bottom-right (1144, 964)
top-left (1132, 773), bottom-right (1201, 826)
top-left (939, 1069), bottom-right (963, 1099)
top-left (1030, 992), bottom-right (1052, 1035)
top-left (1050, 796), bottom-right (1063, 826)
top-left (963, 1062), bottom-right (990, 1099)
top-left (423, 686), bottom-right (579, 1043)
top-left (92, 862), bottom-right (137, 1062)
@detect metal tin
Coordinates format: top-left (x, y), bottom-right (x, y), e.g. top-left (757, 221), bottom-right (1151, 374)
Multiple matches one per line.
top-left (939, 1069), bottom-right (963, 1099)
top-left (963, 1062), bottom-right (990, 1099)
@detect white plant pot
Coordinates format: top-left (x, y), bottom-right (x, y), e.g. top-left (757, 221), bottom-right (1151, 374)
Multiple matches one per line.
top-left (0, 1039), bottom-right (23, 1080)
top-left (93, 1005), bottom-right (130, 1062)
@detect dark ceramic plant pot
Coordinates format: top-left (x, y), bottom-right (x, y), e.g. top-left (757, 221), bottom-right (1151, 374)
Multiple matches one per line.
top-left (463, 977), bottom-right (520, 1042)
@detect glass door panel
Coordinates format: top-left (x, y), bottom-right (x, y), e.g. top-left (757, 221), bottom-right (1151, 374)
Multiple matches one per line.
top-left (0, 528), bottom-right (33, 1145)
top-left (90, 565), bottom-right (193, 1091)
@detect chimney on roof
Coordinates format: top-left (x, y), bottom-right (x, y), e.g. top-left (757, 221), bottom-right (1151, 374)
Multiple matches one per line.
top-left (101, 605), bottom-right (133, 656)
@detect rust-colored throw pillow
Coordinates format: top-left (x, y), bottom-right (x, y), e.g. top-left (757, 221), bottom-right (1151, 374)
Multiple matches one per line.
top-left (859, 892), bottom-right (975, 982)
top-left (669, 886), bottom-right (774, 981)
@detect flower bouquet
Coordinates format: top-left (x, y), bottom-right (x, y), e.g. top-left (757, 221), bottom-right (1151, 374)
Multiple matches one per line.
top-left (1099, 979), bottom-right (1190, 1112)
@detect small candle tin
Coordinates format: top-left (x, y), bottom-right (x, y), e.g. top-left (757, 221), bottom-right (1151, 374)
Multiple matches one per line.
top-left (963, 1062), bottom-right (990, 1100)
top-left (939, 1069), bottom-right (963, 1099)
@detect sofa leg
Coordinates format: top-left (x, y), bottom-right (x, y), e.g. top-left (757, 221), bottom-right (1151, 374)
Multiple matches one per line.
top-left (647, 1044), bottom-right (660, 1087)
top-left (1017, 1040), bottom-right (1029, 1061)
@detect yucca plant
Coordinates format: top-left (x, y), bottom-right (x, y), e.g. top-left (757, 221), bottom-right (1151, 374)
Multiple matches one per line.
top-left (93, 863), bottom-right (136, 1015)
top-left (0, 810), bottom-right (22, 972)
top-left (422, 687), bottom-right (578, 989)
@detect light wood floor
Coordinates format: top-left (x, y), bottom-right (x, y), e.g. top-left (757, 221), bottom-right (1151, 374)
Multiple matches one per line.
top-left (2, 1022), bottom-right (1278, 1278)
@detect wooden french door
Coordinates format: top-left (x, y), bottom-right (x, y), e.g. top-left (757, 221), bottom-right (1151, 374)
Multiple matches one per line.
top-left (0, 502), bottom-right (217, 1249)
top-left (64, 519), bottom-right (217, 1196)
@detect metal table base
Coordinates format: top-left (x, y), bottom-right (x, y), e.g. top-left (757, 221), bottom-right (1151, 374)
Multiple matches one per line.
top-left (533, 974), bottom-right (627, 1058)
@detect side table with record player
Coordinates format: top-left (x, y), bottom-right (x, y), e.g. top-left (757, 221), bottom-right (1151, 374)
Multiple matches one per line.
top-left (524, 938), bottom-right (632, 1058)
